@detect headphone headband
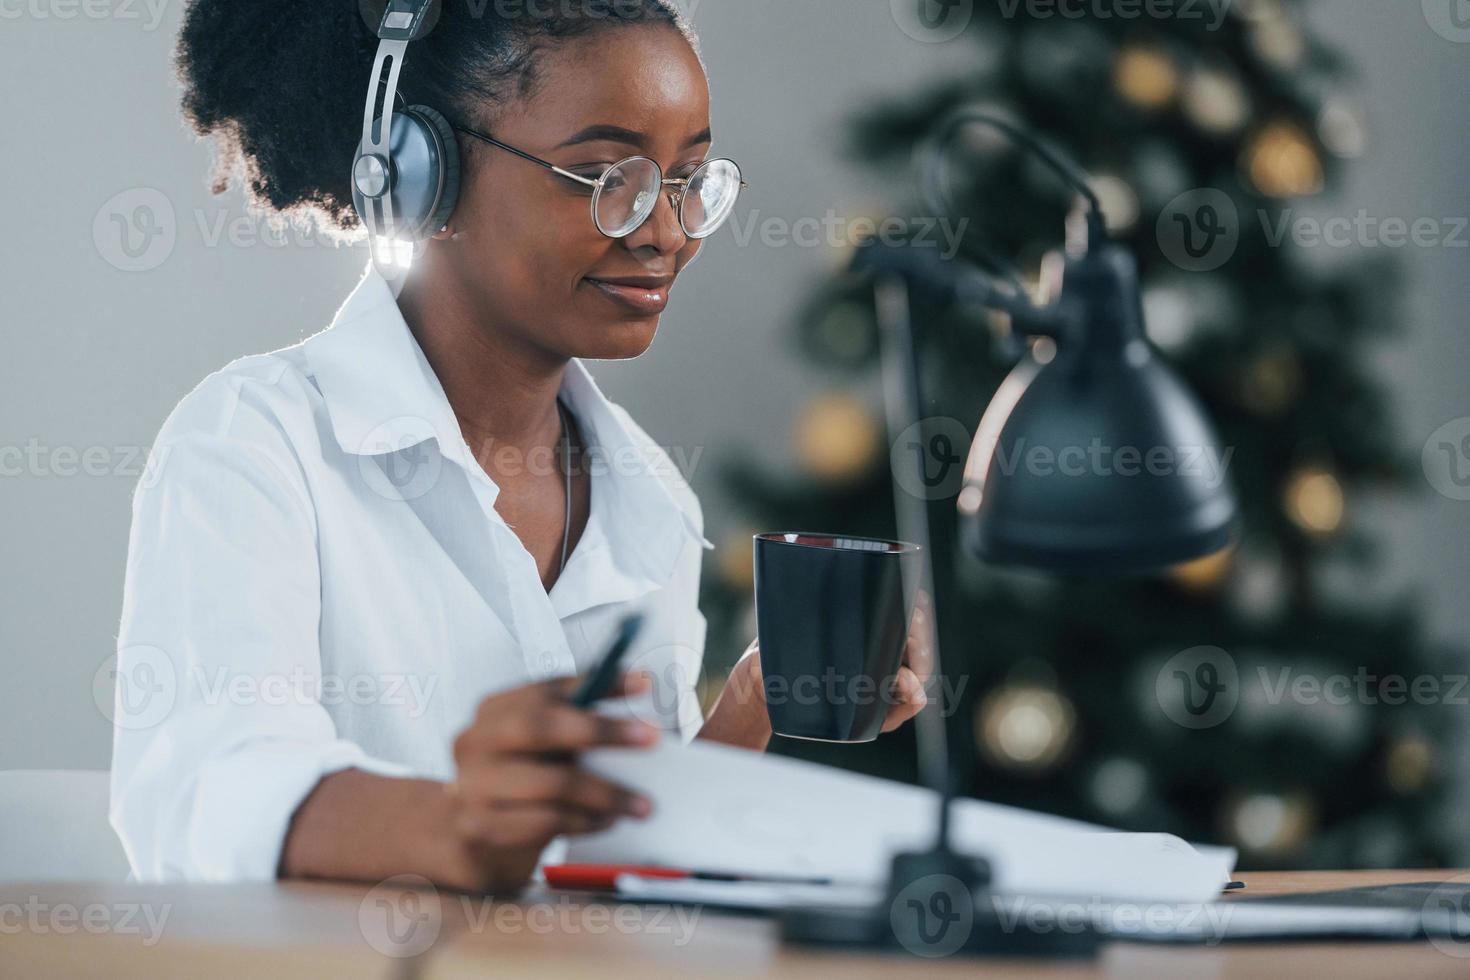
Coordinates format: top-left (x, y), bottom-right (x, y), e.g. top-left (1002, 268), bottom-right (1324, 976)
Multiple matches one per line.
top-left (353, 0), bottom-right (447, 280)
top-left (375, 0), bottom-right (434, 40)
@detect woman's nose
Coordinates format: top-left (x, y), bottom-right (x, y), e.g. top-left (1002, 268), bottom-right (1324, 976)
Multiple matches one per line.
top-left (626, 187), bottom-right (687, 255)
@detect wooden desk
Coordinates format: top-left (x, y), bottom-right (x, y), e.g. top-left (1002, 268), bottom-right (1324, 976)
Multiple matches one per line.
top-left (3, 871), bottom-right (1467, 979)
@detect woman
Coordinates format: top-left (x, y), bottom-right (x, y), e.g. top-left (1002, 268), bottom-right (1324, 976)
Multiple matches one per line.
top-left (111, 0), bottom-right (929, 892)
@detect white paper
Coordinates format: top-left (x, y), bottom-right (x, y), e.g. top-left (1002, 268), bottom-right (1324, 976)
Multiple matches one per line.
top-left (615, 874), bottom-right (882, 912)
top-left (571, 739), bottom-right (1235, 905)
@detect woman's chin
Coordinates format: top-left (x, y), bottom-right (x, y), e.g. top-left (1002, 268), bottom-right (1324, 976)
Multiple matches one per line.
top-left (575, 316), bottom-right (661, 360)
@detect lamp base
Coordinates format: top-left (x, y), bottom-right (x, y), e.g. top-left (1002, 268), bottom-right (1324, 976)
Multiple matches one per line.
top-left (779, 848), bottom-right (1102, 959)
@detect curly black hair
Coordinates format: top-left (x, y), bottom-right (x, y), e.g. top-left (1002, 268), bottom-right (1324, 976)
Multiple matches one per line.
top-left (175, 0), bottom-right (699, 237)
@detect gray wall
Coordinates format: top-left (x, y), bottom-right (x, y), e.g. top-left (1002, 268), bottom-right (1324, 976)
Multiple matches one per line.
top-left (3, 0), bottom-right (1466, 803)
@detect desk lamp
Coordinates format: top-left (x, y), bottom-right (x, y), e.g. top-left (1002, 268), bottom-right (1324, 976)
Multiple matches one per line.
top-left (781, 110), bottom-right (1239, 957)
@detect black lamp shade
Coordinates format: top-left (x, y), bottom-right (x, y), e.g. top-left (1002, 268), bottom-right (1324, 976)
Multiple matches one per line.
top-left (958, 246), bottom-right (1238, 574)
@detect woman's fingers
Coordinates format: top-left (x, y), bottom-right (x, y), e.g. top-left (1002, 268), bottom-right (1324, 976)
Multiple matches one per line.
top-left (456, 761), bottom-right (651, 818)
top-left (455, 803), bottom-right (620, 848)
top-left (903, 590), bottom-right (936, 683)
top-left (459, 703), bottom-right (660, 759)
top-left (882, 665), bottom-right (928, 733)
top-left (543, 669), bottom-right (654, 703)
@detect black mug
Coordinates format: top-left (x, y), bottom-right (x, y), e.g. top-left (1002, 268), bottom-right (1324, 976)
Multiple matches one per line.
top-left (753, 533), bottom-right (919, 743)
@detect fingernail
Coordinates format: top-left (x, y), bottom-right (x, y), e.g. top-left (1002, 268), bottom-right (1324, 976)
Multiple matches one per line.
top-left (626, 795), bottom-right (653, 818)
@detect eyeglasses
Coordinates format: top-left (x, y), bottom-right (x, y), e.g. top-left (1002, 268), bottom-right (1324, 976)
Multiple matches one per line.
top-left (454, 125), bottom-right (746, 241)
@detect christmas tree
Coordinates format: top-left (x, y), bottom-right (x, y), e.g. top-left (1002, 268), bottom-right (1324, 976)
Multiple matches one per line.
top-left (699, 0), bottom-right (1455, 868)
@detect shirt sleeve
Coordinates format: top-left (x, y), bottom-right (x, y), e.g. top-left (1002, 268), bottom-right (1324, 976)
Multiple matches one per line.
top-left (109, 430), bottom-right (412, 882)
top-left (672, 504), bottom-right (712, 743)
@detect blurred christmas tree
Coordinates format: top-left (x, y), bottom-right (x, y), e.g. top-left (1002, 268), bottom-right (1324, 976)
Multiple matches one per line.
top-left (700, 0), bottom-right (1457, 869)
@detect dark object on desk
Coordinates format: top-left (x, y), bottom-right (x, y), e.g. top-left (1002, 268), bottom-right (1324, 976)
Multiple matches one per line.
top-left (752, 533), bottom-right (918, 743)
top-left (570, 613), bottom-right (644, 707)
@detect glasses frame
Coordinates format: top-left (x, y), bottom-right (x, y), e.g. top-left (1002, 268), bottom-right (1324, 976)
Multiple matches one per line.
top-left (453, 125), bottom-right (746, 241)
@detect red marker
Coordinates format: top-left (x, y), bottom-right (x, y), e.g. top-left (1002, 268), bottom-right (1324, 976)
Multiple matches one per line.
top-left (543, 864), bottom-right (829, 891)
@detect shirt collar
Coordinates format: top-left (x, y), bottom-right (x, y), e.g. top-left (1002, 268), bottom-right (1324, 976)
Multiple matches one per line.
top-left (302, 263), bottom-right (712, 566)
top-left (303, 263), bottom-right (467, 478)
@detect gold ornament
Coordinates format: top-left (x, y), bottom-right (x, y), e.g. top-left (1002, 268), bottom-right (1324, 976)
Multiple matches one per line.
top-left (1385, 734), bottom-right (1434, 795)
top-left (792, 394), bottom-right (881, 482)
top-left (976, 684), bottom-right (1075, 774)
top-left (1226, 543), bottom-right (1288, 622)
top-left (1089, 172), bottom-right (1140, 235)
top-left (1318, 100), bottom-right (1368, 159)
top-left (1239, 345), bottom-right (1303, 416)
top-left (1244, 122), bottom-right (1324, 198)
top-left (1283, 466), bottom-right (1346, 536)
top-left (1169, 545), bottom-right (1235, 594)
top-left (1223, 792), bottom-right (1316, 858)
top-left (1114, 46), bottom-right (1179, 110)
top-left (1182, 67), bottom-right (1251, 136)
top-left (1250, 15), bottom-right (1304, 69)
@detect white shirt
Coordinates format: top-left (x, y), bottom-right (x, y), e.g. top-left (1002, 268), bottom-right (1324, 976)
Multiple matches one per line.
top-left (109, 264), bottom-right (714, 882)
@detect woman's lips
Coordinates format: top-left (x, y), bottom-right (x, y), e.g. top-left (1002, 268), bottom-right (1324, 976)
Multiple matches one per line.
top-left (583, 276), bottom-right (674, 316)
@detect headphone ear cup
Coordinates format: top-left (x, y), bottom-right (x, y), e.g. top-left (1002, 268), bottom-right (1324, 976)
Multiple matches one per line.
top-left (403, 104), bottom-right (461, 238)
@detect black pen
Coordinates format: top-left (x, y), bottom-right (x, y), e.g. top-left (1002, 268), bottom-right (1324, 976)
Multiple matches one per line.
top-left (570, 613), bottom-right (646, 707)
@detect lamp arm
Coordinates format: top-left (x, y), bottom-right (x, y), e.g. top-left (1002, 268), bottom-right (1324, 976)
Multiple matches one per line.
top-left (952, 276), bottom-right (1070, 344)
top-left (850, 238), bottom-right (1072, 363)
top-left (918, 107), bottom-right (1107, 251)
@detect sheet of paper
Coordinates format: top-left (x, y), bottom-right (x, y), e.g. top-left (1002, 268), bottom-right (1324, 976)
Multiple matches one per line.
top-left (571, 739), bottom-right (1235, 905)
top-left (615, 874), bottom-right (882, 912)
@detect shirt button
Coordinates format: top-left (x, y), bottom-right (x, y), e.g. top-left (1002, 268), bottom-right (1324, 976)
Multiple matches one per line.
top-left (534, 651), bottom-right (559, 679)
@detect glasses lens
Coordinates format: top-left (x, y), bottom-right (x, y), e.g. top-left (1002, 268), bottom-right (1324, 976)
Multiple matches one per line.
top-left (594, 157), bottom-right (662, 238)
top-left (681, 159), bottom-right (743, 239)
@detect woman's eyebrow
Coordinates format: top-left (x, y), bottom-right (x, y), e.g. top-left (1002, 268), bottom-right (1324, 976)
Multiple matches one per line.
top-left (558, 124), bottom-right (714, 150)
